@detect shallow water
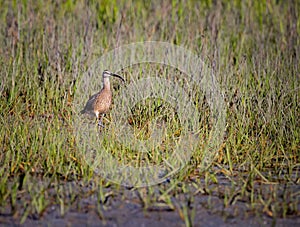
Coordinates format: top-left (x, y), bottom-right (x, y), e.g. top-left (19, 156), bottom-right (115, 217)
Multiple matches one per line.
top-left (1, 173), bottom-right (299, 226)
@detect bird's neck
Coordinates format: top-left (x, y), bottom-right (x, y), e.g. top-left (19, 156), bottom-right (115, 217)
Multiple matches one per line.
top-left (103, 77), bottom-right (111, 90)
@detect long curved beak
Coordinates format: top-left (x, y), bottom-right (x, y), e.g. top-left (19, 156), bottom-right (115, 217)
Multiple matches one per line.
top-left (111, 73), bottom-right (125, 82)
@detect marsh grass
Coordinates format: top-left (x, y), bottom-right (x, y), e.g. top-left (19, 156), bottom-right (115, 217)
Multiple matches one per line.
top-left (0, 0), bottom-right (299, 224)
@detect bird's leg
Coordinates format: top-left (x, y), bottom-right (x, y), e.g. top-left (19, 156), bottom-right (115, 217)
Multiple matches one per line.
top-left (98, 114), bottom-right (105, 128)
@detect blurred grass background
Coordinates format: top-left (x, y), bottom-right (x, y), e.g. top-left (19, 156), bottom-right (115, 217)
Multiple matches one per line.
top-left (0, 0), bottom-right (299, 224)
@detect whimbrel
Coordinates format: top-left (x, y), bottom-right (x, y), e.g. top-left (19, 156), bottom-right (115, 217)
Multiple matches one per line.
top-left (80, 70), bottom-right (125, 127)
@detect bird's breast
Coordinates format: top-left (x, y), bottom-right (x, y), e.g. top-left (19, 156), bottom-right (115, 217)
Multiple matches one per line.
top-left (94, 89), bottom-right (112, 113)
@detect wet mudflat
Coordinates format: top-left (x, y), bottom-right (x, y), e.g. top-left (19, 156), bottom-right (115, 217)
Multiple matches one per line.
top-left (1, 172), bottom-right (298, 227)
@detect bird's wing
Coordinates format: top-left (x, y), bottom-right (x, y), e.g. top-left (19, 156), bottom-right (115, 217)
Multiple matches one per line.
top-left (80, 92), bottom-right (100, 113)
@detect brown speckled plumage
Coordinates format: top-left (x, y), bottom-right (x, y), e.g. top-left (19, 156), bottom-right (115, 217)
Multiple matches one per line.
top-left (81, 70), bottom-right (125, 126)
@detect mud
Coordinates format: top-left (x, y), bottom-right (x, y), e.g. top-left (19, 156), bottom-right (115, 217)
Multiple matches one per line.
top-left (0, 174), bottom-right (299, 226)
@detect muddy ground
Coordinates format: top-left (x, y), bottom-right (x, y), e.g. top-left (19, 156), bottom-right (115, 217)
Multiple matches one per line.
top-left (0, 175), bottom-right (299, 227)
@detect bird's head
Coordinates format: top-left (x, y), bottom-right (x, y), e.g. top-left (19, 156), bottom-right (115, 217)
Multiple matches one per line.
top-left (102, 70), bottom-right (125, 82)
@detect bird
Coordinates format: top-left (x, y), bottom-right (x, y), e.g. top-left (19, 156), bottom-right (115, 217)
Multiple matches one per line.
top-left (80, 70), bottom-right (125, 127)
